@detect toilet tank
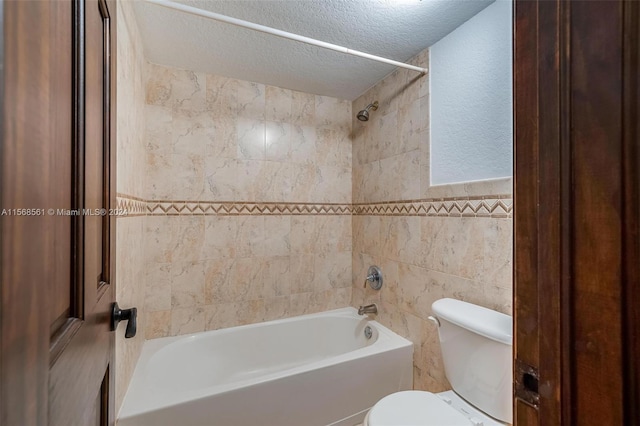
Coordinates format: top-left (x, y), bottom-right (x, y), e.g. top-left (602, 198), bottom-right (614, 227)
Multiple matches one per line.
top-left (432, 298), bottom-right (512, 424)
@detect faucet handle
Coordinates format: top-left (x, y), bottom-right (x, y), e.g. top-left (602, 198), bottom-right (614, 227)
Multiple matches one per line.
top-left (364, 266), bottom-right (383, 290)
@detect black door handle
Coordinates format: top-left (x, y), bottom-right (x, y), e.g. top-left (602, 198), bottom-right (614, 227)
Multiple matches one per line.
top-left (111, 302), bottom-right (137, 338)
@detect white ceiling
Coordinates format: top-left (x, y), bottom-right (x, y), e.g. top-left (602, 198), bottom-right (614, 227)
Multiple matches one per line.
top-left (133, 0), bottom-right (494, 100)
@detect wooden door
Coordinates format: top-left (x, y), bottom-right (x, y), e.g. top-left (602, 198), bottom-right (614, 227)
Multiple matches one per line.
top-left (1, 0), bottom-right (118, 425)
top-left (514, 0), bottom-right (640, 424)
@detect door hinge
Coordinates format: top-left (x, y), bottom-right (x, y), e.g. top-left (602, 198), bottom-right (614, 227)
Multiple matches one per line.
top-left (515, 358), bottom-right (540, 409)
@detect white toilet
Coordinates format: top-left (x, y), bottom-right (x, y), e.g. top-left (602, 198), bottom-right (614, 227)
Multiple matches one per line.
top-left (364, 298), bottom-right (513, 426)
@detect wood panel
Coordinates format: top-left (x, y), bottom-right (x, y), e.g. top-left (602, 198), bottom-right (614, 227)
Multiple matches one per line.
top-left (2, 0), bottom-right (118, 424)
top-left (514, 0), bottom-right (640, 424)
top-left (48, 1), bottom-right (117, 424)
top-left (50, 0), bottom-right (74, 336)
top-left (85, 0), bottom-right (106, 294)
top-left (536, 0), bottom-right (566, 424)
top-left (622, 3), bottom-right (640, 424)
top-left (1, 1), bottom-right (71, 423)
top-left (570, 2), bottom-right (624, 423)
top-left (513, 0), bottom-right (541, 423)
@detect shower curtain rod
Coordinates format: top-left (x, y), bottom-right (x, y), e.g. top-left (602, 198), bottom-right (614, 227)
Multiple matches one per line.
top-left (144, 0), bottom-right (429, 75)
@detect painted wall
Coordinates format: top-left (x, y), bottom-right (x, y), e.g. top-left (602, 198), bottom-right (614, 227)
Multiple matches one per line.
top-left (115, 0), bottom-right (147, 415)
top-left (429, 0), bottom-right (513, 185)
top-left (140, 63), bottom-right (353, 339)
top-left (352, 47), bottom-right (512, 391)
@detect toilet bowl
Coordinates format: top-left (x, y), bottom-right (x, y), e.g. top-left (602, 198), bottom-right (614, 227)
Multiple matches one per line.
top-left (364, 298), bottom-right (513, 426)
top-left (363, 390), bottom-right (507, 426)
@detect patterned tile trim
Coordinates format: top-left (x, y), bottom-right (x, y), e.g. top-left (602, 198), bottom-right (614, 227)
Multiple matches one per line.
top-left (116, 195), bottom-right (353, 216)
top-left (116, 195), bottom-right (512, 218)
top-left (115, 194), bottom-right (147, 217)
top-left (353, 197), bottom-right (513, 218)
top-left (146, 201), bottom-right (354, 216)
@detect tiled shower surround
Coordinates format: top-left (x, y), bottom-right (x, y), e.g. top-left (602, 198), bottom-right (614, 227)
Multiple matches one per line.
top-left (138, 62), bottom-right (354, 338)
top-left (351, 50), bottom-right (513, 392)
top-left (115, 25), bottom-right (512, 412)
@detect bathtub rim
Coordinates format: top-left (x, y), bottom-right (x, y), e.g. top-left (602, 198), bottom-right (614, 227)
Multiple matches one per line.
top-left (119, 307), bottom-right (413, 420)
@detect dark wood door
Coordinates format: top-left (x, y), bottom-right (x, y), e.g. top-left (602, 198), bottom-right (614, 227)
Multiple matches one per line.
top-left (1, 0), bottom-right (117, 425)
top-left (513, 0), bottom-right (640, 424)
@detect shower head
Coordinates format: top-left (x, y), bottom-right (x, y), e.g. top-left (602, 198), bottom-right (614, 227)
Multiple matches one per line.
top-left (357, 101), bottom-right (379, 122)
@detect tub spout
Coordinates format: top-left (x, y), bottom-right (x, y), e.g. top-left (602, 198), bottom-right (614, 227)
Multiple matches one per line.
top-left (358, 303), bottom-right (378, 316)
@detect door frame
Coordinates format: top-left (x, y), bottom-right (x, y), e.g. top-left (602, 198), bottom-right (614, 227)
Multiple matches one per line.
top-left (513, 0), bottom-right (640, 424)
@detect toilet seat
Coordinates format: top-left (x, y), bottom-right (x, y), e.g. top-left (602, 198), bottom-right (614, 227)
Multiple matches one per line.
top-left (366, 391), bottom-right (472, 426)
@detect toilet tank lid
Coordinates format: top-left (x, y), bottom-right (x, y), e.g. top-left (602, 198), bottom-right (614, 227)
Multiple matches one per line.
top-left (432, 298), bottom-right (513, 345)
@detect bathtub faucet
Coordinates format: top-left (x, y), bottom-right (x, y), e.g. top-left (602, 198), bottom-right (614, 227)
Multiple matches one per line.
top-left (358, 303), bottom-right (378, 316)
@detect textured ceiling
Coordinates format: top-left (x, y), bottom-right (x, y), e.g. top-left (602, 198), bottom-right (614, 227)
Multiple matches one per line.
top-left (133, 0), bottom-right (494, 100)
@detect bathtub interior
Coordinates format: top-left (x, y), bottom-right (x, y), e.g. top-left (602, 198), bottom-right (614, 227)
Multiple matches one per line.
top-left (144, 314), bottom-right (379, 391)
top-left (119, 308), bottom-right (413, 426)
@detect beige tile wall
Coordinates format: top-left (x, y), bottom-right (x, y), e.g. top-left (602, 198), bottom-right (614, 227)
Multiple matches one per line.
top-left (116, 20), bottom-right (512, 409)
top-left (142, 63), bottom-right (353, 338)
top-left (115, 0), bottom-right (147, 414)
top-left (351, 49), bottom-right (513, 392)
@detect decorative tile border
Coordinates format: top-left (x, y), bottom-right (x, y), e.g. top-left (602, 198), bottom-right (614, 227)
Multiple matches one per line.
top-left (115, 194), bottom-right (147, 217)
top-left (353, 196), bottom-right (513, 218)
top-left (116, 195), bottom-right (353, 216)
top-left (145, 201), bottom-right (354, 216)
top-left (116, 195), bottom-right (512, 218)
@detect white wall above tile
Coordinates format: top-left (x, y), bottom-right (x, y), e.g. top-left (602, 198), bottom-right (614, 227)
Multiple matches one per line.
top-left (430, 0), bottom-right (513, 186)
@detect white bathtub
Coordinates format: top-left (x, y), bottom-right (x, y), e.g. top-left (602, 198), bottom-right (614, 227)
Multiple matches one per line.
top-left (118, 308), bottom-right (413, 426)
